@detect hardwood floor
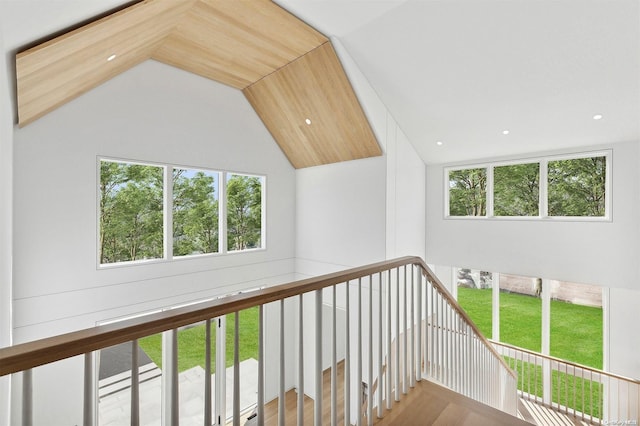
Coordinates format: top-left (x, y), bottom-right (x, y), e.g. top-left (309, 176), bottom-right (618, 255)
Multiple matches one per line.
top-left (372, 380), bottom-right (530, 426)
top-left (258, 361), bottom-right (528, 426)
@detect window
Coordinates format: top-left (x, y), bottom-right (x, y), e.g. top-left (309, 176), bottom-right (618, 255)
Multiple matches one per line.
top-left (456, 268), bottom-right (492, 337)
top-left (173, 168), bottom-right (219, 256)
top-left (226, 173), bottom-right (263, 251)
top-left (99, 159), bottom-right (265, 266)
top-left (548, 156), bottom-right (606, 217)
top-left (99, 160), bottom-right (164, 264)
top-left (448, 167), bottom-right (487, 216)
top-left (494, 162), bottom-right (539, 216)
top-left (445, 151), bottom-right (609, 219)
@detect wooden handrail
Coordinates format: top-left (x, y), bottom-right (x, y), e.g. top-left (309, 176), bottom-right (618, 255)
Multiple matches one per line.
top-left (0, 256), bottom-right (514, 380)
top-left (491, 339), bottom-right (640, 385)
top-left (413, 258), bottom-right (516, 379)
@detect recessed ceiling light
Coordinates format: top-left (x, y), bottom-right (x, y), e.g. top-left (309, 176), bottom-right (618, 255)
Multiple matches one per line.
top-left (305, 118), bottom-right (312, 125)
top-left (502, 130), bottom-right (510, 135)
top-left (107, 54), bottom-right (117, 62)
top-left (436, 141), bottom-right (443, 146)
top-left (593, 114), bottom-right (603, 120)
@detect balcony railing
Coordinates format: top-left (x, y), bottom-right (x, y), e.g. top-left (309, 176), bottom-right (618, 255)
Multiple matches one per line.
top-left (492, 340), bottom-right (640, 425)
top-left (0, 256), bottom-right (517, 425)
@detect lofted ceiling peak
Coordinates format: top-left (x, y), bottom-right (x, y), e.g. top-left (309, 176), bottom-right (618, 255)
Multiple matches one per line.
top-left (15, 0), bottom-right (381, 168)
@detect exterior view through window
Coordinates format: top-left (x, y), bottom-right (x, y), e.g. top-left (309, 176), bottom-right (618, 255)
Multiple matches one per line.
top-left (173, 168), bottom-right (219, 256)
top-left (493, 162), bottom-right (539, 216)
top-left (448, 167), bottom-right (487, 216)
top-left (99, 160), bottom-right (164, 264)
top-left (99, 159), bottom-right (264, 265)
top-left (548, 156), bottom-right (606, 217)
top-left (226, 173), bottom-right (263, 251)
top-left (446, 152), bottom-right (608, 218)
top-left (456, 268), bottom-right (604, 416)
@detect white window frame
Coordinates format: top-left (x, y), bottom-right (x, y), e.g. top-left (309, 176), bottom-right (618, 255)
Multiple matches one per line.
top-left (97, 157), bottom-right (267, 268)
top-left (444, 149), bottom-right (611, 221)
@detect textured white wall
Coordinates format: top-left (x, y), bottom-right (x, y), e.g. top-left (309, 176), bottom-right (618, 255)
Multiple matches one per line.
top-left (10, 60), bottom-right (297, 424)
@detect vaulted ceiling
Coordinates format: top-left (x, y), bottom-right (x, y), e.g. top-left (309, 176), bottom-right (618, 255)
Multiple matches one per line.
top-left (14, 0), bottom-right (381, 168)
top-left (3, 1), bottom-right (638, 166)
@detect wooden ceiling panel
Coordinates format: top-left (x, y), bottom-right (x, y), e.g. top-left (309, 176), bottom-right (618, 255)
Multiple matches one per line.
top-left (16, 0), bottom-right (380, 168)
top-left (16, 0), bottom-right (197, 126)
top-left (152, 0), bottom-right (327, 88)
top-left (243, 42), bottom-right (382, 168)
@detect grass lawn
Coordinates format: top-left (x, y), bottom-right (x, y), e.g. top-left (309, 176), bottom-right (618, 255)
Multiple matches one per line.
top-left (504, 357), bottom-right (603, 418)
top-left (458, 287), bottom-right (603, 417)
top-left (138, 306), bottom-right (259, 373)
top-left (457, 287), bottom-right (602, 368)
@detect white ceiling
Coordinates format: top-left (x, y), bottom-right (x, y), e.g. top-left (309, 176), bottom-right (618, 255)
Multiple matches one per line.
top-left (277, 0), bottom-right (640, 164)
top-left (2, 0), bottom-right (639, 165)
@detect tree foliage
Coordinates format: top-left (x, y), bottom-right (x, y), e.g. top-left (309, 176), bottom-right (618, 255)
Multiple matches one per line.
top-left (227, 174), bottom-right (262, 251)
top-left (548, 156), bottom-right (606, 217)
top-left (448, 156), bottom-right (606, 218)
top-left (100, 163), bottom-right (264, 263)
top-left (100, 161), bottom-right (163, 264)
top-left (173, 169), bottom-right (219, 256)
top-left (449, 168), bottom-right (487, 216)
top-left (494, 163), bottom-right (539, 216)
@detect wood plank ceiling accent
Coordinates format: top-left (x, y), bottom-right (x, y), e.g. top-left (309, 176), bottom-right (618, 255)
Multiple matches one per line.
top-left (244, 42), bottom-right (381, 168)
top-left (16, 0), bottom-right (198, 127)
top-left (152, 0), bottom-right (328, 89)
top-left (15, 0), bottom-right (381, 168)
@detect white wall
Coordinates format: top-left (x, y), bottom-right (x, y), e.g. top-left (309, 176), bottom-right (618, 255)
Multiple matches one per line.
top-left (10, 60), bottom-right (296, 425)
top-left (608, 288), bottom-right (640, 379)
top-left (294, 39), bottom-right (426, 417)
top-left (426, 141), bottom-right (640, 290)
top-left (426, 141), bottom-right (640, 379)
top-left (0, 31), bottom-right (14, 426)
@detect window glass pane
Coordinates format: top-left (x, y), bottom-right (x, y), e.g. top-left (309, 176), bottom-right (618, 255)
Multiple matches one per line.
top-left (499, 274), bottom-right (541, 352)
top-left (548, 156), bottom-right (606, 217)
top-left (456, 268), bottom-right (492, 338)
top-left (494, 163), bottom-right (539, 216)
top-left (99, 160), bottom-right (164, 264)
top-left (173, 168), bottom-right (219, 256)
top-left (448, 168), bottom-right (487, 216)
top-left (226, 174), bottom-right (263, 251)
top-left (550, 281), bottom-right (602, 368)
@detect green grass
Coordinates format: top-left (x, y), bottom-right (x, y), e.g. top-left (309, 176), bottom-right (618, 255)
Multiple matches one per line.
top-left (504, 357), bottom-right (603, 418)
top-left (500, 291), bottom-right (542, 353)
top-left (457, 287), bottom-right (602, 369)
top-left (458, 287), bottom-right (604, 417)
top-left (550, 300), bottom-right (602, 369)
top-left (138, 306), bottom-right (259, 373)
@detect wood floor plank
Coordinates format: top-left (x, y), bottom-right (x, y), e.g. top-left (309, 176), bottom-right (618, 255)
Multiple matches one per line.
top-left (259, 358), bottom-right (528, 426)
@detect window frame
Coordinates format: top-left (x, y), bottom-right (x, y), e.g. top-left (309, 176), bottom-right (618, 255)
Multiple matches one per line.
top-left (444, 150), bottom-right (611, 221)
top-left (97, 157), bottom-right (267, 268)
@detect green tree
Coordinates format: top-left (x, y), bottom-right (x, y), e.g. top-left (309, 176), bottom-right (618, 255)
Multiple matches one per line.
top-left (494, 163), bottom-right (540, 216)
top-left (99, 161), bottom-right (163, 263)
top-left (449, 168), bottom-right (487, 216)
top-left (173, 169), bottom-right (219, 256)
top-left (227, 175), bottom-right (262, 251)
top-left (548, 156), bottom-right (606, 217)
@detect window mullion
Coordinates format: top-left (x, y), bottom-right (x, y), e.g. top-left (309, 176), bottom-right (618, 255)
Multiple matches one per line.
top-left (165, 166), bottom-right (173, 260)
top-left (540, 159), bottom-right (548, 218)
top-left (219, 172), bottom-right (227, 254)
top-left (486, 166), bottom-right (494, 217)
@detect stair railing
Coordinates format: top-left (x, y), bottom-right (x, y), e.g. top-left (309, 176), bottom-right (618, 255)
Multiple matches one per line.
top-left (0, 256), bottom-right (517, 426)
top-left (492, 340), bottom-right (640, 425)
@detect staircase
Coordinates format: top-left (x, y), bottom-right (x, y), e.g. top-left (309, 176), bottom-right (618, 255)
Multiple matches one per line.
top-left (0, 257), bottom-right (582, 426)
